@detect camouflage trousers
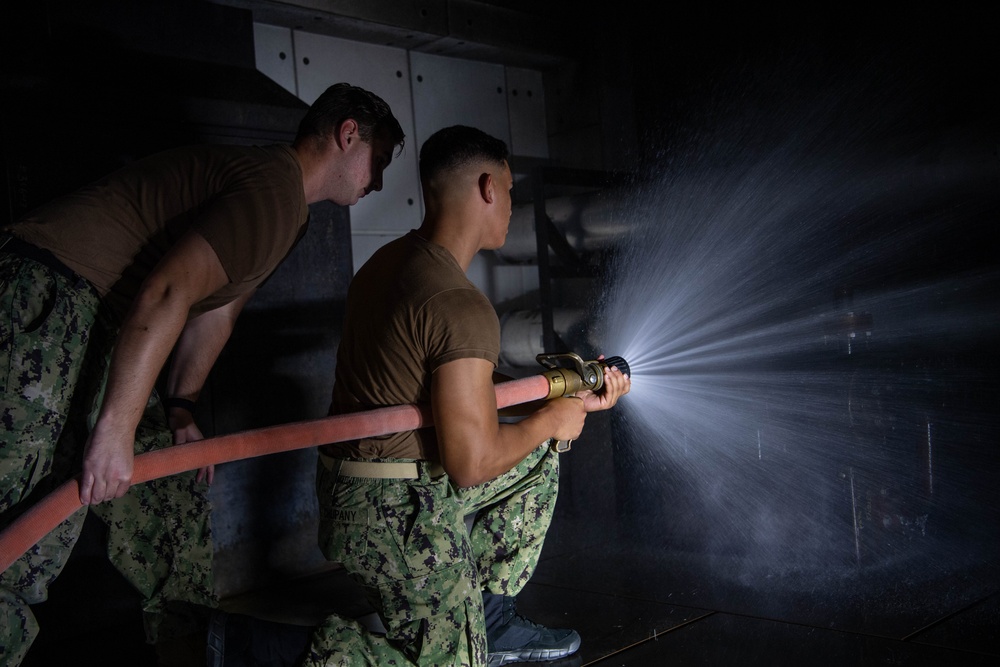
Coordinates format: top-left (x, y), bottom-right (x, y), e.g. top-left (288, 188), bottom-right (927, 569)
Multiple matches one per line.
top-left (306, 442), bottom-right (559, 667)
top-left (0, 250), bottom-right (216, 666)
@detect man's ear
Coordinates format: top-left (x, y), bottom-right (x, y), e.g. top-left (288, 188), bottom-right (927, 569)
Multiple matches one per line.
top-left (336, 119), bottom-right (360, 150)
top-left (479, 172), bottom-right (494, 203)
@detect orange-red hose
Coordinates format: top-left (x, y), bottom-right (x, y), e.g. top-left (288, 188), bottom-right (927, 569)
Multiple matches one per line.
top-left (0, 374), bottom-right (552, 573)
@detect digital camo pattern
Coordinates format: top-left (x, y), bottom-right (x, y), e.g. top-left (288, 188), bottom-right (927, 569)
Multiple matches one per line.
top-left (1, 253), bottom-right (215, 665)
top-left (306, 444), bottom-right (558, 666)
top-left (91, 394), bottom-right (217, 644)
top-left (1, 253), bottom-right (103, 666)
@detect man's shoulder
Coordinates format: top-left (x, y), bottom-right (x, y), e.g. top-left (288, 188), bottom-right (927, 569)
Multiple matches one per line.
top-left (407, 244), bottom-right (482, 298)
top-left (355, 234), bottom-right (490, 310)
top-left (426, 284), bottom-right (494, 315)
top-left (362, 233), bottom-right (452, 278)
top-left (134, 143), bottom-right (297, 175)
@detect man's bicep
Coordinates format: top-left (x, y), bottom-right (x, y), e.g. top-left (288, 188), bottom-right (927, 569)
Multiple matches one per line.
top-left (432, 357), bottom-right (498, 466)
top-left (150, 230), bottom-right (231, 304)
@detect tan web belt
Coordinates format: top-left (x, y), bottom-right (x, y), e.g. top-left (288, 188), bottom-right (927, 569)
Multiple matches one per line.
top-left (319, 452), bottom-right (444, 479)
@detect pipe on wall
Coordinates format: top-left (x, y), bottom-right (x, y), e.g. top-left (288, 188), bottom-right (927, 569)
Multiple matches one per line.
top-left (496, 191), bottom-right (639, 263)
top-left (500, 308), bottom-right (591, 367)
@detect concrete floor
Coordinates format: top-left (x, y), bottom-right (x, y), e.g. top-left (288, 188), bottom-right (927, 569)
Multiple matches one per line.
top-left (23, 497), bottom-right (998, 667)
top-left (18, 400), bottom-right (1000, 667)
top-left (20, 408), bottom-right (1000, 667)
top-left (517, 520), bottom-right (1000, 666)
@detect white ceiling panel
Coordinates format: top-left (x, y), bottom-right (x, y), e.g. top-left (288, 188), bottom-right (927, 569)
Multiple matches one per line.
top-left (253, 23), bottom-right (297, 96)
top-left (409, 52), bottom-right (510, 152)
top-left (505, 66), bottom-right (548, 159)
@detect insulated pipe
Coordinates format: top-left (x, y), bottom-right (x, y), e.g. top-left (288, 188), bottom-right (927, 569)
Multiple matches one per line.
top-left (499, 309), bottom-right (589, 368)
top-left (0, 374), bottom-right (552, 573)
top-left (496, 191), bottom-right (638, 263)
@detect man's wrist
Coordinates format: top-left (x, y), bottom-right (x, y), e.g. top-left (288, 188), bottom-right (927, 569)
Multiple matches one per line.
top-left (165, 397), bottom-right (197, 413)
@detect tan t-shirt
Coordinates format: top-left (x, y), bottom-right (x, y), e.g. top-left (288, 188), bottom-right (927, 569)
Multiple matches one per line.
top-left (8, 144), bottom-right (308, 321)
top-left (328, 231), bottom-right (500, 460)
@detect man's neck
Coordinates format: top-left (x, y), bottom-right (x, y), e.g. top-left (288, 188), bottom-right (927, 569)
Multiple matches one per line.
top-left (294, 142), bottom-right (331, 205)
top-left (416, 218), bottom-right (478, 273)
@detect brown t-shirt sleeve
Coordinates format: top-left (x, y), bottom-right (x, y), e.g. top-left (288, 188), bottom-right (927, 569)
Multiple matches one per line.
top-left (422, 287), bottom-right (501, 371)
top-left (193, 158), bottom-right (306, 287)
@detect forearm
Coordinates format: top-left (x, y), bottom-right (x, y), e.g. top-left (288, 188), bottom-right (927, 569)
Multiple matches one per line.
top-left (434, 358), bottom-right (587, 488)
top-left (443, 398), bottom-right (584, 488)
top-left (164, 296), bottom-right (248, 487)
top-left (80, 284), bottom-right (192, 504)
top-left (97, 286), bottom-right (192, 440)
top-left (166, 293), bottom-right (249, 402)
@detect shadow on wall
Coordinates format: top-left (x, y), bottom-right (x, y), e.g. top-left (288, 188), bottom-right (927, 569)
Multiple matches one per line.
top-left (203, 205), bottom-right (355, 597)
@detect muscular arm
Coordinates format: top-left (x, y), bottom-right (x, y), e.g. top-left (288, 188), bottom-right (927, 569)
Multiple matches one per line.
top-left (167, 290), bottom-right (253, 404)
top-left (80, 231), bottom-right (230, 505)
top-left (432, 357), bottom-right (587, 488)
top-left (165, 289), bottom-right (255, 485)
top-left (433, 357), bottom-right (632, 488)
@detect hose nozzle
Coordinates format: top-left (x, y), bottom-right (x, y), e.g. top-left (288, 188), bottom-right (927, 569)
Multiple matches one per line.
top-left (536, 352), bottom-right (631, 400)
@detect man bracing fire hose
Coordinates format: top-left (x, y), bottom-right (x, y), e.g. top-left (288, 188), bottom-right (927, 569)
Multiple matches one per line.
top-left (0, 353), bottom-right (628, 572)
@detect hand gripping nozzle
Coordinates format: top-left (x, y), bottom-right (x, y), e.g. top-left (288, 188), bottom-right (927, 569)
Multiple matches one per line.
top-left (534, 352), bottom-right (630, 452)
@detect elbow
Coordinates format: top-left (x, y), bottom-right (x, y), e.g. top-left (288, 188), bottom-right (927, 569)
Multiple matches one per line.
top-left (451, 474), bottom-right (488, 489)
top-left (447, 469), bottom-right (488, 489)
top-left (130, 273), bottom-right (204, 326)
top-left (133, 275), bottom-right (183, 312)
top-left (443, 459), bottom-right (490, 489)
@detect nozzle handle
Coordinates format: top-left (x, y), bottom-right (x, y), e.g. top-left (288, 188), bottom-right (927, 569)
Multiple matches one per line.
top-left (551, 438), bottom-right (573, 453)
top-left (600, 356), bottom-right (631, 378)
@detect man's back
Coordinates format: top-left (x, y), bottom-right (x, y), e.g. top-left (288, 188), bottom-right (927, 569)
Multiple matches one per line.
top-left (7, 143), bottom-right (307, 320)
top-left (328, 230), bottom-right (500, 460)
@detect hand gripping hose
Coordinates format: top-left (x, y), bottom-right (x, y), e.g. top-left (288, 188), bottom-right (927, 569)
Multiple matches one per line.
top-left (0, 374), bottom-right (553, 573)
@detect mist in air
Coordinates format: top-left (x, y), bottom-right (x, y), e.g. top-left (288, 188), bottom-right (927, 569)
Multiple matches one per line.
top-left (591, 39), bottom-right (1000, 584)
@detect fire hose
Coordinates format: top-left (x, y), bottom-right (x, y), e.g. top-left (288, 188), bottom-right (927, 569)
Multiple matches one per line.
top-left (0, 353), bottom-right (627, 573)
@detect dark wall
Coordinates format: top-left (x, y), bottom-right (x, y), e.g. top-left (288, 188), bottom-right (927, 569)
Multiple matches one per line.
top-left (594, 6), bottom-right (1000, 572)
top-left (1, 0), bottom-right (307, 224)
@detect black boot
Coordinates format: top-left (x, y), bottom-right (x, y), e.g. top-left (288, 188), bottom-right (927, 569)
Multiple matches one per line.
top-left (206, 610), bottom-right (313, 667)
top-left (483, 593), bottom-right (581, 666)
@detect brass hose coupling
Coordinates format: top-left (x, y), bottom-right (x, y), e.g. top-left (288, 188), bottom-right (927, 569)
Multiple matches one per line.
top-left (536, 352), bottom-right (630, 399)
top-left (535, 352), bottom-right (630, 452)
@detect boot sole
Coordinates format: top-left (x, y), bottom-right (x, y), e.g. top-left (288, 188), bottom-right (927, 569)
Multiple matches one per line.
top-left (487, 633), bottom-right (581, 666)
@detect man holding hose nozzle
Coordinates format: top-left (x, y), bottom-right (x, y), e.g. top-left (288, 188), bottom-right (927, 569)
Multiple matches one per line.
top-left (0, 83), bottom-right (405, 666)
top-left (317, 124), bottom-right (629, 666)
top-left (209, 125), bottom-right (629, 666)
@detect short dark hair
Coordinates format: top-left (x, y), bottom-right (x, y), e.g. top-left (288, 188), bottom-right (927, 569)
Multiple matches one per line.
top-left (419, 125), bottom-right (509, 183)
top-left (295, 83), bottom-right (405, 153)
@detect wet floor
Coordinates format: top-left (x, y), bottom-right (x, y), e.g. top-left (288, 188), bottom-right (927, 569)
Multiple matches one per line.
top-left (23, 439), bottom-right (999, 667)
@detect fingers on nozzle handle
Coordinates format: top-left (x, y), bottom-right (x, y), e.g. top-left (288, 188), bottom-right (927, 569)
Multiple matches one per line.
top-left (602, 355), bottom-right (630, 377)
